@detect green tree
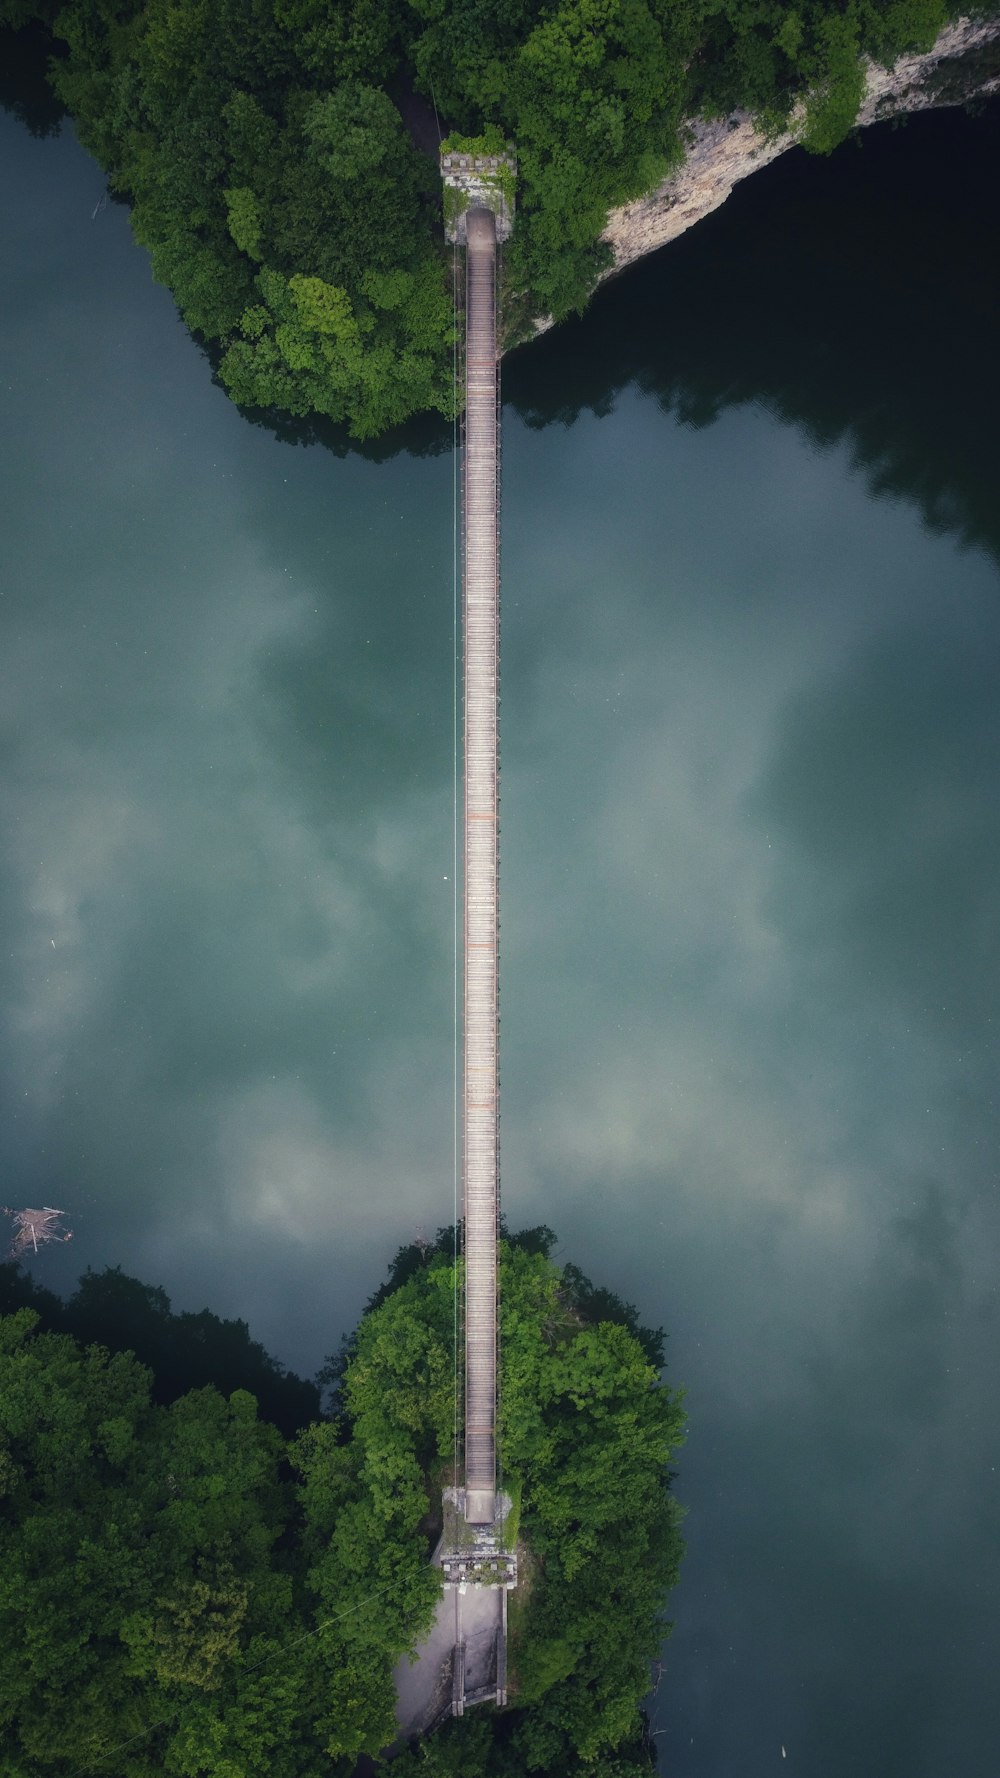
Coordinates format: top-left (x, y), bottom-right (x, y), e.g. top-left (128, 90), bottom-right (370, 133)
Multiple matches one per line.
top-left (801, 6), bottom-right (866, 153)
top-left (0, 1312), bottom-right (320, 1775)
top-left (5, 0), bottom-right (968, 431)
top-left (1, 1218), bottom-right (686, 1770)
top-left (312, 1236), bottom-right (686, 1769)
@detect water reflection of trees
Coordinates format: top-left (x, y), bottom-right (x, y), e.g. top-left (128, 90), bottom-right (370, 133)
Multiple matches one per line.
top-left (0, 1260), bottom-right (321, 1435)
top-left (505, 105), bottom-right (1000, 564)
top-left (0, 23), bottom-right (66, 138)
top-left (232, 395), bottom-right (450, 462)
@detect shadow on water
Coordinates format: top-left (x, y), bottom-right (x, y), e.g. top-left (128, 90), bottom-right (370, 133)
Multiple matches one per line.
top-left (505, 103), bottom-right (1000, 565)
top-left (229, 388), bottom-right (451, 461)
top-left (0, 23), bottom-right (67, 138)
top-left (240, 102), bottom-right (1000, 481)
top-left (0, 1260), bottom-right (322, 1436)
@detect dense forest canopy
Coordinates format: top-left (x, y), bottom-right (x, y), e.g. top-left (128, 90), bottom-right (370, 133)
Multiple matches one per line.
top-left (0, 1229), bottom-right (685, 1774)
top-left (1, 0), bottom-right (970, 436)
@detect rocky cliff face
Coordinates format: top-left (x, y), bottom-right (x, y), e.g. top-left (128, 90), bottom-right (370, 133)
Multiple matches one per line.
top-left (601, 16), bottom-right (1000, 275)
top-left (529, 14), bottom-right (999, 336)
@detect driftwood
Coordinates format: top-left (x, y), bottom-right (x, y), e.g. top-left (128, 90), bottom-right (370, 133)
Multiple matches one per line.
top-left (3, 1206), bottom-right (73, 1259)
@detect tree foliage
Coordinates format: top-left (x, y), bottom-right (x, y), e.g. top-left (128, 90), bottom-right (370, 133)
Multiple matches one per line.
top-left (1, 0), bottom-right (966, 431)
top-left (496, 1245), bottom-right (685, 1767)
top-left (316, 1229), bottom-right (686, 1768)
top-left (0, 1229), bottom-right (685, 1770)
top-left (0, 1311), bottom-right (323, 1775)
top-left (0, 1230), bottom-right (684, 1771)
top-left (392, 1706), bottom-right (661, 1776)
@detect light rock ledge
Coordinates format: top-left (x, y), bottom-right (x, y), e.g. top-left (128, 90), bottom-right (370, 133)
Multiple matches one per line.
top-left (530, 15), bottom-right (1000, 333)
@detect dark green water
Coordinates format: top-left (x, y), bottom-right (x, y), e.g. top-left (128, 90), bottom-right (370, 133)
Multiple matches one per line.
top-left (2, 97), bottom-right (999, 1777)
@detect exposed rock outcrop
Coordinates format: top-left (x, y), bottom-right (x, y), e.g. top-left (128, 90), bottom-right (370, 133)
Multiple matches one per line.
top-left (531, 14), bottom-right (1000, 335)
top-left (604, 15), bottom-right (1000, 272)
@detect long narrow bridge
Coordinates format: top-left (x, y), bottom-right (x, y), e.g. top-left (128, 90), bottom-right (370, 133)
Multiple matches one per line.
top-left (393, 157), bottom-right (517, 1739)
top-left (439, 155), bottom-right (517, 1719)
top-left (462, 202), bottom-right (501, 1530)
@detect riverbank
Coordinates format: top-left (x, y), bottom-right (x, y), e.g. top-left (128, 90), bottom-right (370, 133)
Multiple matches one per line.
top-left (525, 14), bottom-right (1000, 339)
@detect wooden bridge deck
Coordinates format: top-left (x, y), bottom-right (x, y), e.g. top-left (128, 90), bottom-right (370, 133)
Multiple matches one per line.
top-left (463, 207), bottom-right (499, 1526)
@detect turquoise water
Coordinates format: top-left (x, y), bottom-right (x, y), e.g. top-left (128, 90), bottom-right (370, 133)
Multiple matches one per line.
top-left (2, 100), bottom-right (999, 1777)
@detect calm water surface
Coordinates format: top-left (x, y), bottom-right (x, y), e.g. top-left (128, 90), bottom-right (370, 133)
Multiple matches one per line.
top-left (2, 102), bottom-right (998, 1778)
